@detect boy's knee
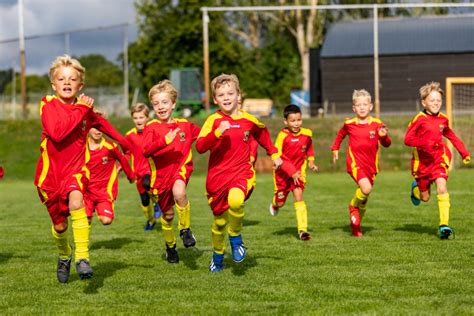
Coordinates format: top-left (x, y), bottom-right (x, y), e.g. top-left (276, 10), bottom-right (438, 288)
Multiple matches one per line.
top-left (69, 199), bottom-right (84, 211)
top-left (54, 221), bottom-right (68, 233)
top-left (99, 216), bottom-right (113, 225)
top-left (228, 188), bottom-right (245, 210)
top-left (420, 191), bottom-right (430, 202)
top-left (163, 210), bottom-right (174, 221)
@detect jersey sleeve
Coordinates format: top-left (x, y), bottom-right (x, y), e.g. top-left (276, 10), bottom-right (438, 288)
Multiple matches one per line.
top-left (378, 121), bottom-right (391, 148)
top-left (250, 122), bottom-right (279, 159)
top-left (443, 123), bottom-right (470, 159)
top-left (91, 113), bottom-right (131, 151)
top-left (111, 144), bottom-right (135, 182)
top-left (330, 122), bottom-right (348, 151)
top-left (306, 137), bottom-right (316, 161)
top-left (41, 99), bottom-right (91, 142)
top-left (142, 126), bottom-right (168, 158)
top-left (196, 116), bottom-right (221, 154)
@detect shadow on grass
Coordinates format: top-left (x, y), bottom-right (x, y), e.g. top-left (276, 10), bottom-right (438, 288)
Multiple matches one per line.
top-left (81, 261), bottom-right (153, 294)
top-left (90, 237), bottom-right (140, 250)
top-left (180, 246), bottom-right (204, 270)
top-left (243, 219), bottom-right (260, 227)
top-left (230, 255), bottom-right (258, 276)
top-left (0, 252), bottom-right (13, 264)
top-left (330, 225), bottom-right (374, 235)
top-left (394, 224), bottom-right (435, 236)
top-left (272, 226), bottom-right (299, 240)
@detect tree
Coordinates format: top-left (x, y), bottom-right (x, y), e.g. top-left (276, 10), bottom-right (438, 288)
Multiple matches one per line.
top-left (78, 54), bottom-right (123, 87)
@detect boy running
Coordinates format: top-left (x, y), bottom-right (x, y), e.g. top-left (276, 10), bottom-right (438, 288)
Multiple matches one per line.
top-left (331, 89), bottom-right (391, 237)
top-left (404, 81), bottom-right (470, 239)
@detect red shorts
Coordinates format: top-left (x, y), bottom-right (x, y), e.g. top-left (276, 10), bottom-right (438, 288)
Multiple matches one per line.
top-left (207, 177), bottom-right (255, 216)
top-left (84, 192), bottom-right (115, 219)
top-left (273, 174), bottom-right (305, 205)
top-left (348, 167), bottom-right (375, 185)
top-left (151, 175), bottom-right (189, 213)
top-left (37, 171), bottom-right (88, 225)
top-left (414, 165), bottom-right (449, 192)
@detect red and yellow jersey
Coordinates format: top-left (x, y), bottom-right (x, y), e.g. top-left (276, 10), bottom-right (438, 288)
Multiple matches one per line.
top-left (125, 127), bottom-right (150, 178)
top-left (196, 110), bottom-right (280, 196)
top-left (143, 118), bottom-right (200, 190)
top-left (86, 137), bottom-right (135, 201)
top-left (34, 95), bottom-right (127, 192)
top-left (249, 137), bottom-right (259, 163)
top-left (331, 116), bottom-right (391, 175)
top-left (404, 111), bottom-right (470, 175)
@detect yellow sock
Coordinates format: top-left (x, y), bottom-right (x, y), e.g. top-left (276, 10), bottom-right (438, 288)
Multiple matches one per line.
top-left (294, 201), bottom-right (308, 232)
top-left (350, 188), bottom-right (368, 209)
top-left (70, 208), bottom-right (90, 261)
top-left (437, 193), bottom-right (450, 226)
top-left (51, 226), bottom-right (72, 259)
top-left (141, 204), bottom-right (154, 223)
top-left (176, 201), bottom-right (191, 231)
top-left (211, 213), bottom-right (228, 254)
top-left (160, 217), bottom-right (176, 247)
top-left (227, 188), bottom-right (245, 236)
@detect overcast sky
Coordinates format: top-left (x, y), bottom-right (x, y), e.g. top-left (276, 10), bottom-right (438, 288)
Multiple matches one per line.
top-left (0, 0), bottom-right (138, 74)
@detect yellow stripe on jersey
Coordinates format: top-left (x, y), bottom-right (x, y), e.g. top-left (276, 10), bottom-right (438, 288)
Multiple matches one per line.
top-left (149, 158), bottom-right (157, 187)
top-left (73, 173), bottom-right (84, 191)
top-left (126, 127), bottom-right (137, 136)
top-left (408, 112), bottom-right (427, 127)
top-left (274, 131), bottom-right (287, 156)
top-left (179, 151), bottom-right (193, 181)
top-left (299, 127), bottom-right (313, 137)
top-left (412, 149), bottom-right (420, 177)
top-left (107, 164), bottom-right (117, 201)
top-left (348, 146), bottom-right (358, 179)
top-left (83, 141), bottom-right (91, 179)
top-left (442, 147), bottom-right (450, 172)
top-left (375, 148), bottom-right (380, 173)
top-left (198, 113), bottom-right (222, 138)
top-left (239, 111), bottom-right (266, 128)
top-left (37, 138), bottom-right (50, 188)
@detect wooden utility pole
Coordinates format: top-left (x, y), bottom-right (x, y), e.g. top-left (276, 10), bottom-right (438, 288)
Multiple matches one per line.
top-left (18, 0), bottom-right (28, 119)
top-left (202, 10), bottom-right (210, 112)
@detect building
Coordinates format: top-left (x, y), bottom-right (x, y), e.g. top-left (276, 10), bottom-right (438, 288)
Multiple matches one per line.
top-left (318, 14), bottom-right (474, 115)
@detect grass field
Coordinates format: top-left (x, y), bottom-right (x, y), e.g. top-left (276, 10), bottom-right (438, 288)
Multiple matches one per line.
top-left (1, 170), bottom-right (473, 314)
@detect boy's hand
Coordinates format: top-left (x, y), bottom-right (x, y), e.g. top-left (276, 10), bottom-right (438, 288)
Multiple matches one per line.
top-left (463, 156), bottom-right (471, 165)
top-left (165, 127), bottom-right (181, 143)
top-left (218, 121), bottom-right (231, 134)
top-left (308, 160), bottom-right (318, 172)
top-left (78, 93), bottom-right (95, 107)
top-left (332, 150), bottom-right (339, 164)
top-left (378, 124), bottom-right (388, 137)
top-left (292, 171), bottom-right (302, 185)
top-left (272, 157), bottom-right (283, 170)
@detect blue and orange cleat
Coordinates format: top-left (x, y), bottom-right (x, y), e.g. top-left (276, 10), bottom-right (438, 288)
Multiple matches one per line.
top-left (209, 252), bottom-right (224, 272)
top-left (439, 225), bottom-right (454, 240)
top-left (144, 220), bottom-right (155, 231)
top-left (410, 181), bottom-right (421, 206)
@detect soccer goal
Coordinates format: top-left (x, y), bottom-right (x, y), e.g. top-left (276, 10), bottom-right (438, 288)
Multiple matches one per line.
top-left (445, 77), bottom-right (474, 168)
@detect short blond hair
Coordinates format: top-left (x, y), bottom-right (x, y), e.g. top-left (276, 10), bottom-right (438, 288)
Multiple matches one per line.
top-left (49, 55), bottom-right (85, 83)
top-left (130, 102), bottom-right (150, 117)
top-left (211, 73), bottom-right (240, 97)
top-left (148, 79), bottom-right (178, 103)
top-left (352, 89), bottom-right (372, 104)
top-left (419, 81), bottom-right (443, 101)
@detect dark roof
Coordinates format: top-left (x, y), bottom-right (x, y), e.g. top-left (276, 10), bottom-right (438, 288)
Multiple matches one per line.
top-left (321, 14), bottom-right (474, 57)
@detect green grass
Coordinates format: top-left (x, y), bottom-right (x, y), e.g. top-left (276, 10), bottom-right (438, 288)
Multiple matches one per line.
top-left (1, 170), bottom-right (473, 314)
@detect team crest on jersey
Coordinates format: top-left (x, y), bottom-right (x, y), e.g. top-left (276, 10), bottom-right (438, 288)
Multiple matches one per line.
top-left (369, 130), bottom-right (376, 139)
top-left (301, 145), bottom-right (307, 152)
top-left (243, 131), bottom-right (250, 142)
top-left (277, 191), bottom-right (285, 199)
top-left (102, 156), bottom-right (108, 165)
top-left (439, 124), bottom-right (445, 132)
top-left (179, 131), bottom-right (186, 142)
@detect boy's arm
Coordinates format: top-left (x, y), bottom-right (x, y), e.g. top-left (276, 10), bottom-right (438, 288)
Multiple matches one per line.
top-left (91, 113), bottom-right (131, 151)
top-left (111, 145), bottom-right (136, 182)
top-left (378, 123), bottom-right (391, 148)
top-left (404, 118), bottom-right (429, 148)
top-left (443, 125), bottom-right (470, 160)
top-left (274, 131), bottom-right (298, 176)
top-left (142, 126), bottom-right (173, 158)
top-left (306, 137), bottom-right (318, 171)
top-left (196, 117), bottom-right (222, 153)
top-left (191, 123), bottom-right (201, 141)
top-left (41, 99), bottom-right (92, 142)
top-left (330, 123), bottom-right (347, 163)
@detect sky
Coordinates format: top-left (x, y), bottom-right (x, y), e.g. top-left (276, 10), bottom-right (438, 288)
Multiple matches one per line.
top-left (0, 0), bottom-right (138, 74)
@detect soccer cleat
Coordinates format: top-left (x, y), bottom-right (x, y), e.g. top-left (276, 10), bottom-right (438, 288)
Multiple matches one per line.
top-left (439, 225), bottom-right (454, 240)
top-left (165, 244), bottom-right (179, 263)
top-left (75, 259), bottom-right (93, 280)
top-left (144, 220), bottom-right (155, 231)
top-left (299, 231), bottom-right (312, 241)
top-left (269, 204), bottom-right (279, 216)
top-left (229, 235), bottom-right (246, 263)
top-left (56, 256), bottom-right (72, 283)
top-left (209, 252), bottom-right (224, 272)
top-left (179, 228), bottom-right (196, 248)
top-left (410, 181), bottom-right (421, 206)
top-left (154, 202), bottom-right (162, 219)
top-left (349, 204), bottom-right (363, 237)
